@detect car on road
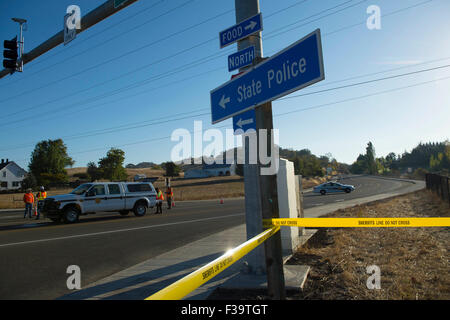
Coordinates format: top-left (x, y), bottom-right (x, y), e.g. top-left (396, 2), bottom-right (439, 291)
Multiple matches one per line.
top-left (41, 182), bottom-right (157, 223)
top-left (313, 181), bottom-right (355, 195)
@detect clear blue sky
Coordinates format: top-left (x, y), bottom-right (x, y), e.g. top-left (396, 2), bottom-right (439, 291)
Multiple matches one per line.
top-left (0, 0), bottom-right (449, 169)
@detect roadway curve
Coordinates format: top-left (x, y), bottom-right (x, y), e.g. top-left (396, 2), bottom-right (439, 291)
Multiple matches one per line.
top-left (0, 175), bottom-right (419, 299)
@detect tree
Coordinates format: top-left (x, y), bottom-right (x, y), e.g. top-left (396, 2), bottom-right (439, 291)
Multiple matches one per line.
top-left (21, 173), bottom-right (37, 191)
top-left (366, 142), bottom-right (377, 174)
top-left (29, 139), bottom-right (74, 186)
top-left (162, 161), bottom-right (180, 177)
top-left (87, 161), bottom-right (103, 181)
top-left (98, 148), bottom-right (128, 181)
top-left (350, 154), bottom-right (367, 174)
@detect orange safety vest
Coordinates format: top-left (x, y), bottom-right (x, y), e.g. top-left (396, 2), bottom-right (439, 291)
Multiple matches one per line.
top-left (24, 193), bottom-right (34, 204)
top-left (156, 191), bottom-right (164, 201)
top-left (37, 191), bottom-right (47, 201)
top-left (166, 188), bottom-right (173, 198)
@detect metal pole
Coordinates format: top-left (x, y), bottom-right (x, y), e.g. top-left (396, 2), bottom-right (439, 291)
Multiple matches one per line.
top-left (235, 0), bottom-right (286, 300)
top-left (19, 23), bottom-right (24, 72)
top-left (0, 0), bottom-right (139, 79)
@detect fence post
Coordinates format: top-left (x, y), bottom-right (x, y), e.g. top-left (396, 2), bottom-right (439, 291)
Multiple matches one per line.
top-left (447, 177), bottom-right (450, 206)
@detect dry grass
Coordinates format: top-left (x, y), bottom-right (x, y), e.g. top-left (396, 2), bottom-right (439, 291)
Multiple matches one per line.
top-left (288, 190), bottom-right (450, 300)
top-left (0, 188), bottom-right (74, 209)
top-left (209, 190), bottom-right (449, 300)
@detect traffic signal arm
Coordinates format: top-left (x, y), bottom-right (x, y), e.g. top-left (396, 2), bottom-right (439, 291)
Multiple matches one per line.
top-left (0, 0), bottom-right (139, 79)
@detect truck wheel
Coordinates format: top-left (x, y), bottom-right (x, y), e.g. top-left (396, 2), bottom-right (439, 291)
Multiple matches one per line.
top-left (133, 202), bottom-right (147, 217)
top-left (345, 188), bottom-right (351, 193)
top-left (320, 190), bottom-right (326, 195)
top-left (119, 210), bottom-right (129, 216)
top-left (63, 206), bottom-right (80, 223)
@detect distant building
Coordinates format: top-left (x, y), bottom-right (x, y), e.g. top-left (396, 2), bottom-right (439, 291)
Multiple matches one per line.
top-left (184, 163), bottom-right (236, 179)
top-left (133, 174), bottom-right (147, 181)
top-left (0, 159), bottom-right (27, 191)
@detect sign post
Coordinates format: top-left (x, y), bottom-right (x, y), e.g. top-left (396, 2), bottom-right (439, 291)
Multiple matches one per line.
top-left (212, 0), bottom-right (325, 300)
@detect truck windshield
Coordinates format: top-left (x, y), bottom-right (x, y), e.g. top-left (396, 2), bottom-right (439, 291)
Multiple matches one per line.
top-left (71, 184), bottom-right (93, 195)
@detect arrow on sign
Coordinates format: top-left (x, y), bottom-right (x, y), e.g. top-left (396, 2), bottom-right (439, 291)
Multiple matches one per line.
top-left (219, 95), bottom-right (230, 109)
top-left (236, 117), bottom-right (254, 128)
top-left (245, 20), bottom-right (257, 31)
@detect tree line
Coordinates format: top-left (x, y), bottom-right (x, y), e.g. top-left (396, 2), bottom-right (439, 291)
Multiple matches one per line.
top-left (349, 140), bottom-right (450, 176)
top-left (21, 139), bottom-right (183, 190)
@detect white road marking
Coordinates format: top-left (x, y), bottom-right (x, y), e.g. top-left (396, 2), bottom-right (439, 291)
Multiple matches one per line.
top-left (0, 213), bottom-right (244, 248)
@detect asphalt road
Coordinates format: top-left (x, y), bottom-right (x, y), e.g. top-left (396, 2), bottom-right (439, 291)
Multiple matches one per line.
top-left (0, 175), bottom-right (413, 299)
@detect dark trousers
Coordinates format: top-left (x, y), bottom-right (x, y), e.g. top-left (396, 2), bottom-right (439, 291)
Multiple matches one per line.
top-left (156, 201), bottom-right (162, 214)
top-left (36, 200), bottom-right (43, 219)
top-left (24, 203), bottom-right (33, 218)
top-left (167, 197), bottom-right (172, 209)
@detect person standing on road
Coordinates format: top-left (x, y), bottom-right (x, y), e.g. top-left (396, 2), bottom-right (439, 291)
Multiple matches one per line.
top-left (165, 186), bottom-right (173, 209)
top-left (155, 188), bottom-right (164, 214)
top-left (35, 186), bottom-right (47, 220)
top-left (23, 189), bottom-right (34, 219)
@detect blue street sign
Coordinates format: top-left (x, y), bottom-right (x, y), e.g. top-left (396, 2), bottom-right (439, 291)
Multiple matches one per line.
top-left (219, 13), bottom-right (263, 48)
top-left (228, 46), bottom-right (255, 72)
top-left (211, 29), bottom-right (324, 124)
top-left (233, 109), bottom-right (256, 134)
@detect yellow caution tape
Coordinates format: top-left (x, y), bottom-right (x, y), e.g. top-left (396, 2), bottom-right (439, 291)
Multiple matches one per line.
top-left (263, 217), bottom-right (450, 228)
top-left (146, 226), bottom-right (280, 300)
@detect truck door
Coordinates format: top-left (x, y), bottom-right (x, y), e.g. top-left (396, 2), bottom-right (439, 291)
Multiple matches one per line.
top-left (84, 184), bottom-right (108, 213)
top-left (104, 183), bottom-right (126, 211)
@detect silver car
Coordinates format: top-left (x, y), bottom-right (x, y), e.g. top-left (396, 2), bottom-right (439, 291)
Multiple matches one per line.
top-left (313, 181), bottom-right (355, 195)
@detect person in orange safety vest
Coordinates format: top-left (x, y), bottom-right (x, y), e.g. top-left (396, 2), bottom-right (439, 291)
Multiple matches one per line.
top-left (23, 188), bottom-right (35, 219)
top-left (35, 186), bottom-right (47, 220)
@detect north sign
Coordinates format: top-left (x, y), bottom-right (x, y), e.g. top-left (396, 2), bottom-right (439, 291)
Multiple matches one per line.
top-left (228, 46), bottom-right (255, 72)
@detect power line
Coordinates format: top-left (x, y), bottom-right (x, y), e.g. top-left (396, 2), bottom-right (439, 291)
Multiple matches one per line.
top-left (0, 0), bottom-right (360, 114)
top-left (0, 0), bottom-right (167, 88)
top-left (0, 0), bottom-right (441, 136)
top-left (57, 74), bottom-right (450, 160)
top-left (0, 0), bottom-right (220, 105)
top-left (5, 65), bottom-right (450, 154)
top-left (280, 64), bottom-right (450, 100)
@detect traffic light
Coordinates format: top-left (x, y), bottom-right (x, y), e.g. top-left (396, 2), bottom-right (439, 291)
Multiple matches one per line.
top-left (3, 36), bottom-right (18, 70)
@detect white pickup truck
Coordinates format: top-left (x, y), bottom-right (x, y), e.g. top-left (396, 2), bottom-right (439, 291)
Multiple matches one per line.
top-left (41, 182), bottom-right (157, 223)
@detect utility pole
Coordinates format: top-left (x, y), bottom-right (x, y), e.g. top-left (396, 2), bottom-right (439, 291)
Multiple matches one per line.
top-left (235, 0), bottom-right (286, 300)
top-left (0, 0), bottom-right (139, 79)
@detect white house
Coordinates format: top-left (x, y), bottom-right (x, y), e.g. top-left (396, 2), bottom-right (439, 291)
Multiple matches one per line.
top-left (184, 163), bottom-right (236, 179)
top-left (0, 159), bottom-right (27, 191)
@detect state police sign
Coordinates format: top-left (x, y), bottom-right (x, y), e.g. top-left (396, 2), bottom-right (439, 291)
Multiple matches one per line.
top-left (211, 29), bottom-right (325, 124)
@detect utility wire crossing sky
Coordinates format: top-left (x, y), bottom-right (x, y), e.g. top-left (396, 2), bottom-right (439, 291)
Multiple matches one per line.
top-left (0, 0), bottom-right (449, 168)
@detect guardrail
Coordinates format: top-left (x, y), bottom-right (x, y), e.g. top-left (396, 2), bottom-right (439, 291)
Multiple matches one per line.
top-left (425, 173), bottom-right (450, 206)
top-left (145, 216), bottom-right (450, 300)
